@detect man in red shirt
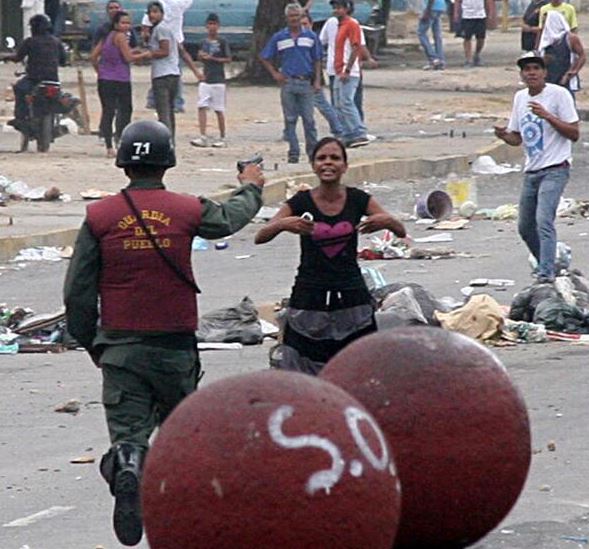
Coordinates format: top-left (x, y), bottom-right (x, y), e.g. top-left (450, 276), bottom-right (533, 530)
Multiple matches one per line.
top-left (332, 0), bottom-right (369, 148)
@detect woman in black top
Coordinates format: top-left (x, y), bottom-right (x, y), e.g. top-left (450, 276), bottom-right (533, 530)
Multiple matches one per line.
top-left (255, 137), bottom-right (406, 375)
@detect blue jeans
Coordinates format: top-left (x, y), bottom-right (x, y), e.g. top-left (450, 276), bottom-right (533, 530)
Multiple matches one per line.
top-left (333, 75), bottom-right (366, 142)
top-left (417, 10), bottom-right (445, 64)
top-left (314, 88), bottom-right (343, 137)
top-left (281, 78), bottom-right (317, 159)
top-left (329, 74), bottom-right (363, 121)
top-left (518, 165), bottom-right (569, 279)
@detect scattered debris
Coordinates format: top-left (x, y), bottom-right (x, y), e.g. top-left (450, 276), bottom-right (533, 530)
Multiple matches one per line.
top-left (471, 155), bottom-right (520, 175)
top-left (469, 278), bottom-right (515, 288)
top-left (197, 297), bottom-right (264, 345)
top-left (435, 294), bottom-right (504, 341)
top-left (430, 219), bottom-right (469, 230)
top-left (192, 237), bottom-right (209, 251)
top-left (11, 246), bottom-right (73, 263)
top-left (547, 441), bottom-right (556, 452)
top-left (69, 456), bottom-right (96, 464)
top-left (80, 189), bottom-right (116, 200)
top-left (413, 233), bottom-right (453, 243)
top-left (54, 399), bottom-right (81, 414)
top-left (0, 175), bottom-right (67, 202)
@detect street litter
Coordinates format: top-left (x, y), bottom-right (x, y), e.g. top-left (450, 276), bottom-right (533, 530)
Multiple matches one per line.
top-left (11, 246), bottom-right (73, 262)
top-left (0, 176), bottom-right (66, 202)
top-left (69, 456), bottom-right (95, 464)
top-left (435, 295), bottom-right (504, 341)
top-left (472, 155), bottom-right (520, 175)
top-left (235, 255), bottom-right (253, 260)
top-left (362, 266), bottom-right (388, 290)
top-left (557, 197), bottom-right (589, 218)
top-left (80, 189), bottom-right (116, 200)
top-left (415, 190), bottom-right (453, 220)
top-left (502, 319), bottom-right (547, 343)
top-left (197, 297), bottom-right (264, 345)
top-left (0, 305), bottom-right (73, 353)
top-left (430, 219), bottom-right (469, 230)
top-left (469, 278), bottom-right (515, 287)
top-left (192, 237), bottom-right (209, 251)
top-left (54, 399), bottom-right (81, 414)
top-left (413, 233), bottom-right (453, 243)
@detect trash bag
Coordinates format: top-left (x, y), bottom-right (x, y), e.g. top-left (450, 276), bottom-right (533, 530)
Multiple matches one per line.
top-left (509, 284), bottom-right (560, 322)
top-left (197, 297), bottom-right (263, 344)
top-left (376, 287), bottom-right (428, 330)
top-left (533, 297), bottom-right (589, 334)
top-left (435, 294), bottom-right (504, 341)
top-left (372, 282), bottom-right (445, 325)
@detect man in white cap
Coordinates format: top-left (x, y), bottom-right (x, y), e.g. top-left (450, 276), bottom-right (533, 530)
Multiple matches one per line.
top-left (494, 52), bottom-right (579, 283)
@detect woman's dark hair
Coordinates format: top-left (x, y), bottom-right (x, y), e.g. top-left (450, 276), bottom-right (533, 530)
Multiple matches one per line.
top-left (147, 1), bottom-right (164, 14)
top-left (310, 137), bottom-right (348, 163)
top-left (111, 10), bottom-right (130, 31)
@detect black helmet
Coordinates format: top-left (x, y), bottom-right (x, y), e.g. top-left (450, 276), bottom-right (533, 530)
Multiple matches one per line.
top-left (29, 14), bottom-right (52, 33)
top-left (116, 120), bottom-right (176, 168)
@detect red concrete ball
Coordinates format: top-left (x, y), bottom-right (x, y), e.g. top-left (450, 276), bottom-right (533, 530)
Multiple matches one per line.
top-left (320, 327), bottom-right (531, 548)
top-left (142, 370), bottom-right (402, 549)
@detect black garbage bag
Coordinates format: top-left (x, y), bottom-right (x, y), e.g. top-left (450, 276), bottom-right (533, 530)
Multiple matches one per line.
top-left (372, 282), bottom-right (444, 325)
top-left (509, 283), bottom-right (560, 322)
top-left (197, 296), bottom-right (263, 344)
top-left (533, 297), bottom-right (589, 334)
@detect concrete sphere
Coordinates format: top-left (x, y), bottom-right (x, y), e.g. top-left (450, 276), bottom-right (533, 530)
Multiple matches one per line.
top-left (142, 370), bottom-right (401, 549)
top-left (320, 327), bottom-right (531, 548)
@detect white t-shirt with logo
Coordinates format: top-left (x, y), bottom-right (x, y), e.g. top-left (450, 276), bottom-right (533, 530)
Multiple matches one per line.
top-left (461, 0), bottom-right (486, 19)
top-left (507, 83), bottom-right (578, 172)
top-left (319, 16), bottom-right (366, 77)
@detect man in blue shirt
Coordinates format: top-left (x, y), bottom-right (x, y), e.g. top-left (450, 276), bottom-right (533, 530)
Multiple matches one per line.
top-left (260, 2), bottom-right (321, 163)
top-left (418, 0), bottom-right (446, 70)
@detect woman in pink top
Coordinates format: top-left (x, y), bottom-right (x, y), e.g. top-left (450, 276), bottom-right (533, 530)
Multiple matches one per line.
top-left (91, 11), bottom-right (149, 157)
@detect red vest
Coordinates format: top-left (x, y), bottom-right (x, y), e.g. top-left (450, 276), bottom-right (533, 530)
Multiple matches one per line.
top-left (86, 188), bottom-right (202, 333)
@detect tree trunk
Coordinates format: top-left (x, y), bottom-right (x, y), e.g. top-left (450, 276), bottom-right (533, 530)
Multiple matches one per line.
top-left (242, 0), bottom-right (309, 83)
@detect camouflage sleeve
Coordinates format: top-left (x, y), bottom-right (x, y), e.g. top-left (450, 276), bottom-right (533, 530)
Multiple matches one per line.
top-left (197, 183), bottom-right (263, 239)
top-left (63, 221), bottom-right (100, 352)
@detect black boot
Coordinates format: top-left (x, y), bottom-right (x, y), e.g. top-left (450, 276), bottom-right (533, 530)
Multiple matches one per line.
top-left (103, 443), bottom-right (146, 546)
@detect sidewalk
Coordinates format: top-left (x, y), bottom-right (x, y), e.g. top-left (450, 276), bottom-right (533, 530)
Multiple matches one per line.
top-left (0, 21), bottom-right (586, 261)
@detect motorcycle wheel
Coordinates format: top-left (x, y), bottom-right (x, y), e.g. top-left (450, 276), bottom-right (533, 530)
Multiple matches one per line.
top-left (37, 114), bottom-right (52, 153)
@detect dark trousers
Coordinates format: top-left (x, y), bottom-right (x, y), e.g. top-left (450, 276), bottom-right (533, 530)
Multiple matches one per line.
top-left (153, 74), bottom-right (179, 140)
top-left (101, 343), bottom-right (200, 449)
top-left (13, 77), bottom-right (36, 120)
top-left (97, 79), bottom-right (133, 149)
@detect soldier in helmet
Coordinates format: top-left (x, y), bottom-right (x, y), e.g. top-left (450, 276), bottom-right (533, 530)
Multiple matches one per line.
top-left (63, 119), bottom-right (265, 546)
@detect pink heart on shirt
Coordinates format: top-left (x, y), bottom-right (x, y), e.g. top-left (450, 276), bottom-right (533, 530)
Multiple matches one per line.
top-left (312, 221), bottom-right (354, 258)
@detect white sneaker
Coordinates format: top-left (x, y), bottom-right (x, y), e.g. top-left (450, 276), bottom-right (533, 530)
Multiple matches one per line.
top-left (211, 138), bottom-right (227, 148)
top-left (190, 136), bottom-right (208, 147)
top-left (366, 133), bottom-right (377, 142)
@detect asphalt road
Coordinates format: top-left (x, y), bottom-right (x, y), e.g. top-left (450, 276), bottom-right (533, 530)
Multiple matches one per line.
top-left (2, 140), bottom-right (589, 548)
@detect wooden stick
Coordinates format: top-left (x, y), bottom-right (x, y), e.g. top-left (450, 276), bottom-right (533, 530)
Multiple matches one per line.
top-left (76, 68), bottom-right (91, 135)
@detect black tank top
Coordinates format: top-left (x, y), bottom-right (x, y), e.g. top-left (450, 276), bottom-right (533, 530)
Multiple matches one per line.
top-left (287, 187), bottom-right (370, 291)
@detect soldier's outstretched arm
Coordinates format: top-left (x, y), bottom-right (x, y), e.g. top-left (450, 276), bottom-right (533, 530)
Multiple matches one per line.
top-left (198, 164), bottom-right (265, 239)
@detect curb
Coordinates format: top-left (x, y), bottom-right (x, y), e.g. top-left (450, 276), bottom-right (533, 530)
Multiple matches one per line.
top-left (0, 141), bottom-right (522, 263)
top-left (0, 228), bottom-right (79, 264)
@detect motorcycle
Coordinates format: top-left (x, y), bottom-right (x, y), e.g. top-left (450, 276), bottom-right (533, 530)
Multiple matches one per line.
top-left (15, 77), bottom-right (82, 153)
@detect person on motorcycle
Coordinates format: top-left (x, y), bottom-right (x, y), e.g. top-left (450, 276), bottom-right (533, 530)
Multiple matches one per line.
top-left (4, 14), bottom-right (66, 132)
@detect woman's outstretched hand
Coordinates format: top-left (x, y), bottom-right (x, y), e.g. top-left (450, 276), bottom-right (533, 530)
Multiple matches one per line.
top-left (280, 216), bottom-right (315, 235)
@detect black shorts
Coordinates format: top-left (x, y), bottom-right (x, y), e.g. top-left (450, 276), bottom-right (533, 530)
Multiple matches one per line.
top-left (462, 18), bottom-right (486, 39)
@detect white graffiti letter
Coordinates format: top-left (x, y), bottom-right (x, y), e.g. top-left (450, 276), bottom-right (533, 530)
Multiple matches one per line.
top-left (345, 406), bottom-right (391, 473)
top-left (268, 405), bottom-right (345, 495)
